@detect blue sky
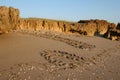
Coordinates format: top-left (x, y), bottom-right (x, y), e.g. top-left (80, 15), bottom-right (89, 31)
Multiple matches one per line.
top-left (0, 0), bottom-right (120, 23)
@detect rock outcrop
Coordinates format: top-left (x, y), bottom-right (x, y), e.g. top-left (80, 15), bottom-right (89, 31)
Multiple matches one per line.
top-left (78, 20), bottom-right (116, 35)
top-left (18, 18), bottom-right (72, 33)
top-left (0, 6), bottom-right (119, 41)
top-left (18, 19), bottom-right (116, 37)
top-left (0, 6), bottom-right (19, 34)
top-left (69, 22), bottom-right (97, 36)
top-left (69, 20), bottom-right (116, 36)
top-left (104, 23), bottom-right (120, 41)
top-left (104, 29), bottom-right (120, 41)
top-left (116, 23), bottom-right (120, 30)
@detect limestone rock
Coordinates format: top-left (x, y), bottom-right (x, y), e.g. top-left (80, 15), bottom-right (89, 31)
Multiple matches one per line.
top-left (78, 20), bottom-right (116, 36)
top-left (0, 6), bottom-right (19, 33)
top-left (18, 19), bottom-right (116, 37)
top-left (70, 22), bottom-right (96, 36)
top-left (103, 23), bottom-right (120, 41)
top-left (0, 6), bottom-right (119, 41)
top-left (116, 23), bottom-right (120, 30)
top-left (104, 29), bottom-right (120, 41)
top-left (18, 18), bottom-right (72, 33)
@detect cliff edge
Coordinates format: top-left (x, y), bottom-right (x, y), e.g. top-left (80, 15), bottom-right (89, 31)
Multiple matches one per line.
top-left (0, 6), bottom-right (119, 40)
top-left (0, 6), bottom-right (19, 34)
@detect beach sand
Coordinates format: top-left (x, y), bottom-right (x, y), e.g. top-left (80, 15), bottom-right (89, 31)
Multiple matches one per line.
top-left (0, 30), bottom-right (120, 80)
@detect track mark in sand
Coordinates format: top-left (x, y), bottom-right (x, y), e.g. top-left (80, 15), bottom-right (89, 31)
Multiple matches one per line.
top-left (39, 50), bottom-right (99, 70)
top-left (16, 30), bottom-right (96, 50)
top-left (0, 51), bottom-right (106, 80)
top-left (52, 36), bottom-right (96, 50)
top-left (0, 62), bottom-right (54, 80)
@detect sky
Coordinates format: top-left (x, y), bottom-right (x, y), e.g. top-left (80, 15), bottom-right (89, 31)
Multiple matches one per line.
top-left (0, 0), bottom-right (120, 23)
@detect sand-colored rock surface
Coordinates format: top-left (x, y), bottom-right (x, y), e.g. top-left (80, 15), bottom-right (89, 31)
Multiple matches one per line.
top-left (18, 18), bottom-right (71, 33)
top-left (18, 19), bottom-right (116, 37)
top-left (0, 6), bottom-right (19, 33)
top-left (77, 20), bottom-right (116, 36)
top-left (104, 23), bottom-right (120, 41)
top-left (117, 23), bottom-right (120, 30)
top-left (104, 29), bottom-right (120, 41)
top-left (0, 6), bottom-right (117, 39)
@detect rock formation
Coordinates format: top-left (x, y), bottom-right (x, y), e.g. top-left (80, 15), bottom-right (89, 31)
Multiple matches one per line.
top-left (116, 23), bottom-right (120, 30)
top-left (104, 23), bottom-right (120, 41)
top-left (18, 19), bottom-right (116, 37)
top-left (69, 22), bottom-right (97, 36)
top-left (0, 6), bottom-right (19, 34)
top-left (104, 29), bottom-right (120, 41)
top-left (18, 18), bottom-right (72, 33)
top-left (78, 20), bottom-right (116, 35)
top-left (0, 6), bottom-right (119, 41)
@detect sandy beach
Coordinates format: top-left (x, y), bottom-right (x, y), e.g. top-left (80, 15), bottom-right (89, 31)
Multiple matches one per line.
top-left (0, 30), bottom-right (120, 80)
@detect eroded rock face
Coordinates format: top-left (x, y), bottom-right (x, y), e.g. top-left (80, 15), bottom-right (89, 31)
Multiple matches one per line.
top-left (18, 18), bottom-right (72, 33)
top-left (103, 23), bottom-right (120, 41)
top-left (104, 29), bottom-right (120, 41)
top-left (0, 6), bottom-right (118, 41)
top-left (69, 22), bottom-right (97, 36)
top-left (77, 20), bottom-right (116, 36)
top-left (0, 6), bottom-right (19, 33)
top-left (18, 19), bottom-right (116, 37)
top-left (116, 23), bottom-right (120, 30)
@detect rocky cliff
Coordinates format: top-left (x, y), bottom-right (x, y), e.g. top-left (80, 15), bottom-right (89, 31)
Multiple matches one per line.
top-left (18, 19), bottom-right (116, 36)
top-left (116, 23), bottom-right (120, 30)
top-left (104, 23), bottom-right (120, 41)
top-left (0, 6), bottom-right (119, 40)
top-left (0, 6), bottom-right (19, 34)
top-left (68, 20), bottom-right (116, 36)
top-left (78, 20), bottom-right (116, 35)
top-left (18, 18), bottom-right (72, 33)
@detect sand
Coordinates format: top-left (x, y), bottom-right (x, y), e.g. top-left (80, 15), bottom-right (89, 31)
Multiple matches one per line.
top-left (0, 30), bottom-right (120, 80)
